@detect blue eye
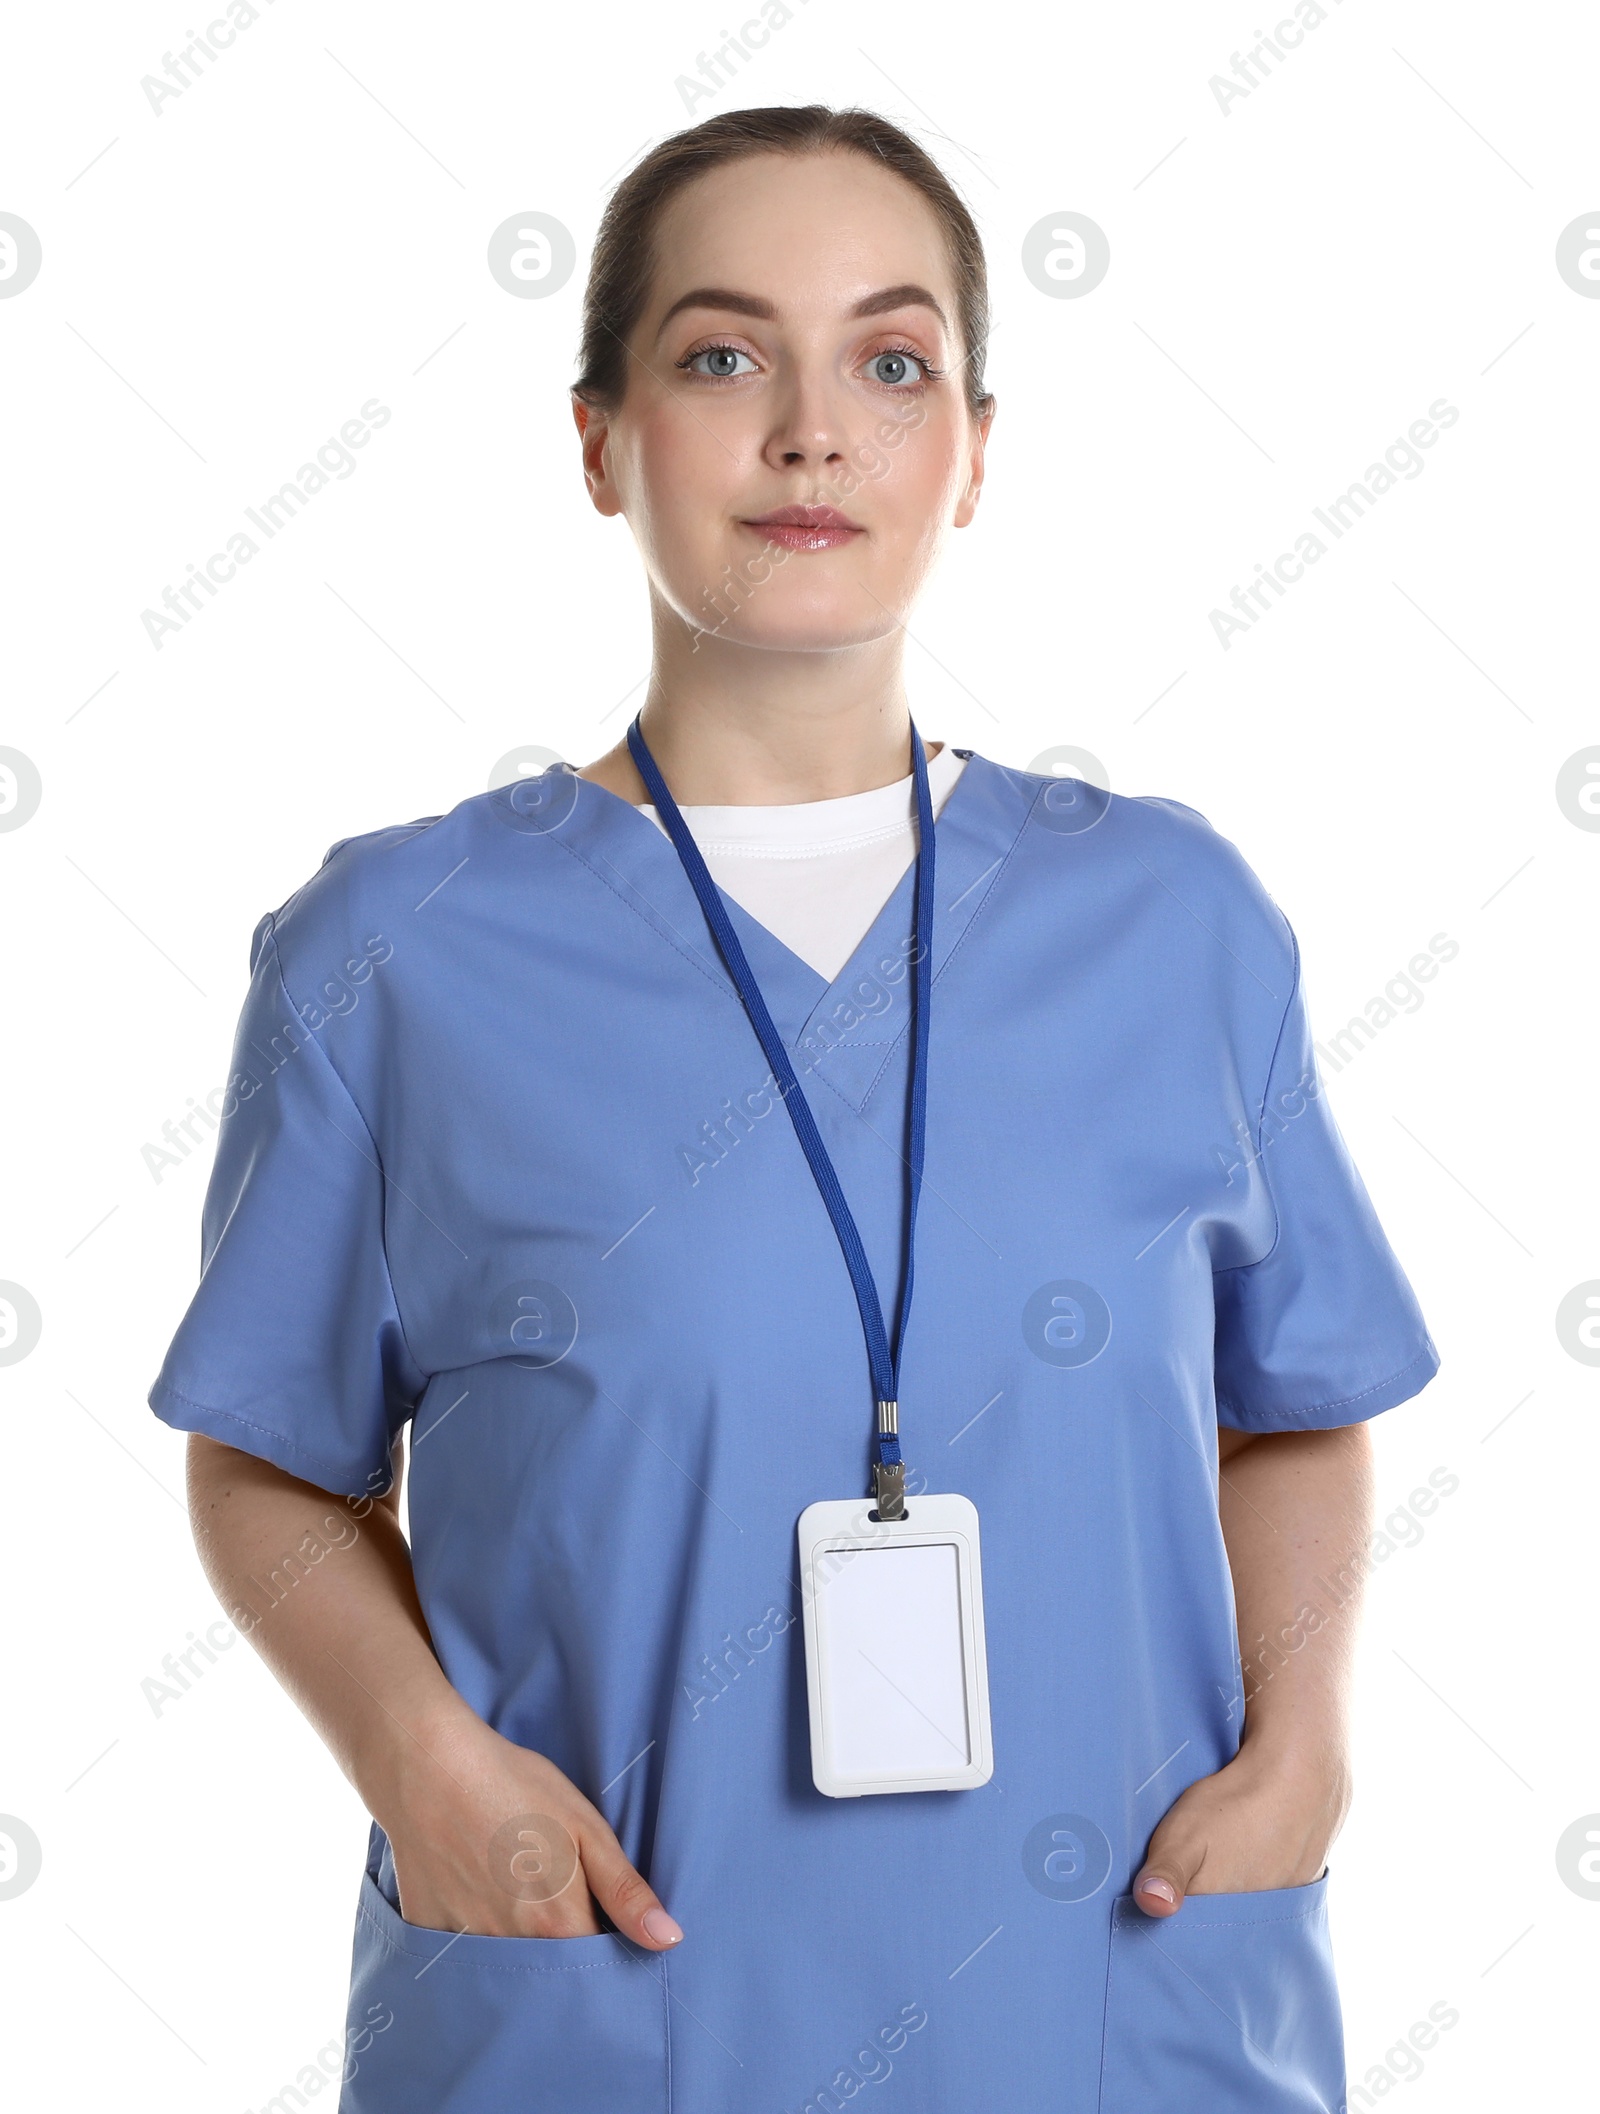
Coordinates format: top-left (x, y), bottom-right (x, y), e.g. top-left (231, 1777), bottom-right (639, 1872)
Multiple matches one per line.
top-left (866, 349), bottom-right (927, 387)
top-left (683, 344), bottom-right (757, 379)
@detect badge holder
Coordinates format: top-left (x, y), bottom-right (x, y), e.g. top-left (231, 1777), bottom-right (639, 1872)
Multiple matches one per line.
top-left (798, 1492), bottom-right (993, 1798)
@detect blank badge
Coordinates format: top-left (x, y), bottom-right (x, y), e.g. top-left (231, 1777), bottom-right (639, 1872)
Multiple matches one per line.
top-left (797, 1493), bottom-right (994, 1797)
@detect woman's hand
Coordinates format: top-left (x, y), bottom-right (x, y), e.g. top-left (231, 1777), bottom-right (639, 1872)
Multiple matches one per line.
top-left (1130, 1740), bottom-right (1351, 1917)
top-left (1130, 1421), bottom-right (1375, 1917)
top-left (182, 1437), bottom-right (683, 1952)
top-left (378, 1710), bottom-right (684, 1947)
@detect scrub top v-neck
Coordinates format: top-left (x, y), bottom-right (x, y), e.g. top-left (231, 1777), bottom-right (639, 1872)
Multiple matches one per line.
top-left (148, 750), bottom-right (1440, 2114)
top-left (633, 738), bottom-right (969, 980)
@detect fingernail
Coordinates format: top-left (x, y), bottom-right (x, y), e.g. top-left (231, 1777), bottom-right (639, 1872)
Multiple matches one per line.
top-left (643, 1907), bottom-right (683, 1945)
top-left (1138, 1877), bottom-right (1176, 1906)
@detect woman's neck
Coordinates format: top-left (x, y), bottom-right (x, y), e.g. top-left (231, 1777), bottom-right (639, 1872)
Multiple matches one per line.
top-left (577, 608), bottom-right (931, 807)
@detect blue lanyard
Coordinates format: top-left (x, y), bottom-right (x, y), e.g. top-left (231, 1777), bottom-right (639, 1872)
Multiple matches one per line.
top-left (625, 711), bottom-right (935, 1521)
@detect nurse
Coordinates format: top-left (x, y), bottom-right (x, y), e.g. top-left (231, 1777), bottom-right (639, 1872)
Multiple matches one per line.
top-left (150, 104), bottom-right (1440, 2112)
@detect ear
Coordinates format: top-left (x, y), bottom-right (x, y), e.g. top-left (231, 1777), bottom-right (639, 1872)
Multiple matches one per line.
top-left (572, 394), bottom-right (624, 518)
top-left (952, 398), bottom-right (996, 530)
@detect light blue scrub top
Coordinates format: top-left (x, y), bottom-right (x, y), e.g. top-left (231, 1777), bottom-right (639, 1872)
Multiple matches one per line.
top-left (148, 753), bottom-right (1440, 2113)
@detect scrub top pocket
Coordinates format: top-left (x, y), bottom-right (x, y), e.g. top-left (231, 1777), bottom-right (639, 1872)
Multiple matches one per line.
top-left (1098, 1875), bottom-right (1344, 2113)
top-left (341, 1868), bottom-right (670, 2114)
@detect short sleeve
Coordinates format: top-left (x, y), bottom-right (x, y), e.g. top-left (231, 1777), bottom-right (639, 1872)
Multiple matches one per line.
top-left (1213, 925), bottom-right (1441, 1432)
top-left (147, 913), bottom-right (426, 1497)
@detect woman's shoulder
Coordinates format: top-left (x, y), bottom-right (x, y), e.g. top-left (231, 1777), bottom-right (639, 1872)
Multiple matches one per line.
top-left (252, 787), bottom-right (508, 992)
top-left (1102, 783), bottom-right (1297, 979)
top-left (1116, 787), bottom-right (1260, 879)
top-left (959, 751), bottom-right (1296, 994)
top-left (253, 769), bottom-right (597, 993)
top-left (264, 811), bottom-right (438, 932)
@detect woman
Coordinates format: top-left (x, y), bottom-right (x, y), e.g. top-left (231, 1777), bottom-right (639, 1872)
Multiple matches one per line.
top-left (150, 106), bottom-right (1439, 2111)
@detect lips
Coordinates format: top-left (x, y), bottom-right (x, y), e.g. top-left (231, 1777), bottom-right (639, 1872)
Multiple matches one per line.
top-left (740, 503), bottom-right (865, 550)
top-left (744, 504), bottom-right (863, 530)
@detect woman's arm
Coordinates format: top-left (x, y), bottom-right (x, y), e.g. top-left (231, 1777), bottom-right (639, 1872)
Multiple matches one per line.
top-left (185, 1431), bottom-right (684, 1947)
top-left (1131, 1421), bottom-right (1375, 1914)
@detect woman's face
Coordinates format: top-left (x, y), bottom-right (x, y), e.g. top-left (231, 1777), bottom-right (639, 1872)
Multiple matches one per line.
top-left (576, 151), bottom-right (992, 653)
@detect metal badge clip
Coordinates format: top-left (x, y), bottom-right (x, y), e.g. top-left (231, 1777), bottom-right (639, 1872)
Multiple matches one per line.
top-left (872, 1458), bottom-right (907, 1520)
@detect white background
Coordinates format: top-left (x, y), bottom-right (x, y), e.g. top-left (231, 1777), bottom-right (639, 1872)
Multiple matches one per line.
top-left (2, 1), bottom-right (1594, 2106)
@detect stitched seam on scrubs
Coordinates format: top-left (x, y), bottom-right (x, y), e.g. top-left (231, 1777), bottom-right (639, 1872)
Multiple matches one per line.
top-left (543, 830), bottom-right (748, 1008)
top-left (149, 1381), bottom-right (372, 1493)
top-left (356, 1901), bottom-right (652, 1972)
top-left (854, 796), bottom-right (1035, 1117)
top-left (262, 919), bottom-right (430, 1400)
top-left (1139, 1906), bottom-right (1322, 1929)
top-left (1216, 1340), bottom-right (1438, 1423)
top-left (662, 1946), bottom-right (674, 2111)
top-left (1212, 916), bottom-right (1301, 1279)
top-left (1094, 1911), bottom-right (1119, 2111)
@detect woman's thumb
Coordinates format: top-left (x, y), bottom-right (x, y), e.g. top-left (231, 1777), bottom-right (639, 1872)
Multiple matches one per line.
top-left (582, 1831), bottom-right (684, 1950)
top-left (1131, 1834), bottom-right (1200, 1918)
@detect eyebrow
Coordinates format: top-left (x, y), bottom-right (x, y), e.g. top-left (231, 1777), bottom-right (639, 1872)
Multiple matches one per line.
top-left (653, 283), bottom-right (949, 342)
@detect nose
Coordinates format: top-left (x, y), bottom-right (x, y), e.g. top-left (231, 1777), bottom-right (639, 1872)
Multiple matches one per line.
top-left (762, 365), bottom-right (852, 484)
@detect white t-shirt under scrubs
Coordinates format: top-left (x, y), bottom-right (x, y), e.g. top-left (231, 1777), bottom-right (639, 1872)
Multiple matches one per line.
top-left (635, 741), bottom-right (969, 981)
